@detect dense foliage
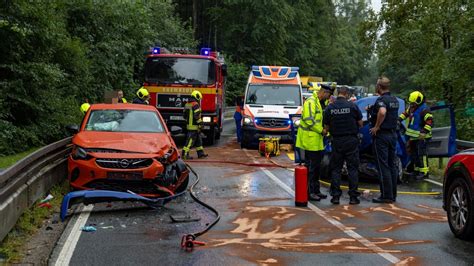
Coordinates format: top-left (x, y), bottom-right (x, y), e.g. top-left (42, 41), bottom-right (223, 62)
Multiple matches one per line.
top-left (0, 0), bottom-right (195, 155)
top-left (362, 0), bottom-right (473, 140)
top-left (174, 0), bottom-right (375, 104)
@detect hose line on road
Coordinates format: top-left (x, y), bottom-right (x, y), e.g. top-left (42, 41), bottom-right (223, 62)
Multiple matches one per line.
top-left (181, 163), bottom-right (221, 251)
top-left (186, 158), bottom-right (441, 196)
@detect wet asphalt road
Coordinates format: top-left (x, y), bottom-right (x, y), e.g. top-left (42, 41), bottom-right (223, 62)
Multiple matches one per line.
top-left (50, 119), bottom-right (474, 265)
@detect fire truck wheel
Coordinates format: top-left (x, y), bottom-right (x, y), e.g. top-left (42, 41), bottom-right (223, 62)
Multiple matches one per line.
top-left (204, 128), bottom-right (216, 146)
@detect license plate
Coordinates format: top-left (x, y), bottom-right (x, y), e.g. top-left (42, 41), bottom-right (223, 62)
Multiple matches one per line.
top-left (170, 116), bottom-right (185, 121)
top-left (107, 172), bottom-right (143, 180)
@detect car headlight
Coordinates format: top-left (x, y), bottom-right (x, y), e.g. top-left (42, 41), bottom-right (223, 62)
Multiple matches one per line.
top-left (203, 116), bottom-right (211, 123)
top-left (243, 117), bottom-right (253, 126)
top-left (72, 146), bottom-right (89, 160)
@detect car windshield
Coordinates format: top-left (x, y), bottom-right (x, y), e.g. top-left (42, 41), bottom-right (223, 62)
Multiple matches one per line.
top-left (145, 57), bottom-right (216, 85)
top-left (246, 84), bottom-right (301, 106)
top-left (85, 110), bottom-right (165, 133)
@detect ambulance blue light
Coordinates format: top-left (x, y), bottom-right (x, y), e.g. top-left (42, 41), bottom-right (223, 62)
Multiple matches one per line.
top-left (254, 119), bottom-right (259, 123)
top-left (287, 120), bottom-right (292, 125)
top-left (200, 48), bottom-right (211, 56)
top-left (152, 47), bottom-right (160, 54)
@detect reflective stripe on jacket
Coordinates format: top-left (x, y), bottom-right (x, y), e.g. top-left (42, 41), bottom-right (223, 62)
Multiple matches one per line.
top-left (295, 96), bottom-right (324, 151)
top-left (184, 100), bottom-right (202, 131)
top-left (403, 103), bottom-right (432, 139)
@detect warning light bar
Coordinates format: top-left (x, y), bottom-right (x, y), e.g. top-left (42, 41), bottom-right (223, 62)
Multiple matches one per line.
top-left (152, 47), bottom-right (160, 54)
top-left (200, 48), bottom-right (211, 56)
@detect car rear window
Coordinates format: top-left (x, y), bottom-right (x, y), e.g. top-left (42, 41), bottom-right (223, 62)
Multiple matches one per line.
top-left (85, 110), bottom-right (165, 133)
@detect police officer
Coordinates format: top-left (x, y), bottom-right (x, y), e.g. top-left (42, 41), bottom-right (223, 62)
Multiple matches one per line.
top-left (133, 87), bottom-right (150, 105)
top-left (399, 91), bottom-right (433, 180)
top-left (323, 86), bottom-right (363, 205)
top-left (369, 76), bottom-right (400, 203)
top-left (182, 90), bottom-right (208, 159)
top-left (296, 84), bottom-right (333, 201)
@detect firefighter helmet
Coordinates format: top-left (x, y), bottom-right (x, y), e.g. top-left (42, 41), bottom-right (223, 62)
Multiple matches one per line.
top-left (191, 90), bottom-right (202, 101)
top-left (80, 103), bottom-right (90, 114)
top-left (136, 87), bottom-right (149, 99)
top-left (408, 91), bottom-right (424, 104)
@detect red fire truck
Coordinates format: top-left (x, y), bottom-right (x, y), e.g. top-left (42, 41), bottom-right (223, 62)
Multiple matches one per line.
top-left (143, 47), bottom-right (227, 145)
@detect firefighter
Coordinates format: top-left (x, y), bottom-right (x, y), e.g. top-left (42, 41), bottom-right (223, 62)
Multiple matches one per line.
top-left (296, 83), bottom-right (333, 201)
top-left (234, 96), bottom-right (244, 143)
top-left (117, 90), bottom-right (127, 103)
top-left (399, 91), bottom-right (433, 180)
top-left (323, 86), bottom-right (363, 205)
top-left (369, 76), bottom-right (400, 204)
top-left (133, 87), bottom-right (150, 105)
top-left (80, 103), bottom-right (90, 115)
top-left (182, 90), bottom-right (208, 159)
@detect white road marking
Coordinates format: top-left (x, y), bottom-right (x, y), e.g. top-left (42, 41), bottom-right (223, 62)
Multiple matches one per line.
top-left (425, 178), bottom-right (443, 187)
top-left (242, 148), bottom-right (400, 264)
top-left (53, 205), bottom-right (94, 266)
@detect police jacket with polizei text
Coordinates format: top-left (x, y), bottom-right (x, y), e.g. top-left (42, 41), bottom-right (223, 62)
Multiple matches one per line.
top-left (370, 92), bottom-right (399, 130)
top-left (184, 99), bottom-right (202, 131)
top-left (323, 97), bottom-right (362, 137)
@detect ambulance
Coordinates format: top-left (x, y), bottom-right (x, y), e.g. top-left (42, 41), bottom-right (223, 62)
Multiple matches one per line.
top-left (240, 66), bottom-right (303, 148)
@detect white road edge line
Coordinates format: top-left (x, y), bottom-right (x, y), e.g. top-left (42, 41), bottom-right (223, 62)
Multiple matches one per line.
top-left (260, 168), bottom-right (400, 264)
top-left (242, 149), bottom-right (399, 264)
top-left (53, 204), bottom-right (94, 266)
top-left (425, 178), bottom-right (443, 187)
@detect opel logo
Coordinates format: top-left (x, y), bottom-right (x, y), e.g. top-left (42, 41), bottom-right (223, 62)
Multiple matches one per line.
top-left (269, 119), bottom-right (276, 127)
top-left (120, 159), bottom-right (130, 168)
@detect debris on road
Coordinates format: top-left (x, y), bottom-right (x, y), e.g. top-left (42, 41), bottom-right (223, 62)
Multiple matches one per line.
top-left (170, 215), bottom-right (201, 223)
top-left (80, 226), bottom-right (97, 232)
top-left (40, 194), bottom-right (54, 203)
top-left (38, 202), bottom-right (52, 209)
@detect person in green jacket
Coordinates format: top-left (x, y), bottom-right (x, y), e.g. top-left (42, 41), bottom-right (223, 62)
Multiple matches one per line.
top-left (296, 84), bottom-right (333, 201)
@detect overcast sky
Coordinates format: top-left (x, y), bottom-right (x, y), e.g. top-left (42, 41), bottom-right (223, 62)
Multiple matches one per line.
top-left (370, 0), bottom-right (382, 13)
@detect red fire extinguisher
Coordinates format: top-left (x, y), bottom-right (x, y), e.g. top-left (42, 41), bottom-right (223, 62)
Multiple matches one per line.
top-left (294, 163), bottom-right (308, 207)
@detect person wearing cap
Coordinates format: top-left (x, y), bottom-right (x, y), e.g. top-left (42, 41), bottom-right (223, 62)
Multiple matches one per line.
top-left (369, 76), bottom-right (400, 204)
top-left (133, 87), bottom-right (150, 105)
top-left (323, 86), bottom-right (363, 205)
top-left (296, 83), bottom-right (333, 201)
top-left (399, 91), bottom-right (433, 180)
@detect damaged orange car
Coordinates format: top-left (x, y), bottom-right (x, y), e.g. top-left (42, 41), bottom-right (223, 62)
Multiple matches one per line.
top-left (67, 104), bottom-right (189, 198)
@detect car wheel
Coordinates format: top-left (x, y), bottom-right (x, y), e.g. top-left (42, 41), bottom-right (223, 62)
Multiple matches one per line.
top-left (447, 177), bottom-right (474, 240)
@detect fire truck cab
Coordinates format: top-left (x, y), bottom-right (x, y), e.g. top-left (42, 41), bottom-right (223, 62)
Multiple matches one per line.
top-left (143, 47), bottom-right (226, 145)
top-left (241, 66), bottom-right (303, 148)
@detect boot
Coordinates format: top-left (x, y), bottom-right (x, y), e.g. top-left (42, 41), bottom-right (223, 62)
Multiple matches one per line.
top-left (330, 196), bottom-right (340, 205)
top-left (197, 150), bottom-right (208, 159)
top-left (349, 196), bottom-right (360, 205)
top-left (181, 150), bottom-right (193, 160)
top-left (309, 193), bottom-right (321, 201)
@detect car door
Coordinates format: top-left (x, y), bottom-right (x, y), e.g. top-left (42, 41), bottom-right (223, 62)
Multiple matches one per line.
top-left (427, 104), bottom-right (457, 157)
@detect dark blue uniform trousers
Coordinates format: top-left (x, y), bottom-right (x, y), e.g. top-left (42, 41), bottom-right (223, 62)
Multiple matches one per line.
top-left (373, 132), bottom-right (398, 200)
top-left (330, 136), bottom-right (360, 197)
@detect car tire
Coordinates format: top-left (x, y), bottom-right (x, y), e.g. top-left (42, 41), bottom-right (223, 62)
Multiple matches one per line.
top-left (447, 177), bottom-right (474, 240)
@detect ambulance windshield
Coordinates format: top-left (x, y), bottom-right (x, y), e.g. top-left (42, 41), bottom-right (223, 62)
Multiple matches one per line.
top-left (145, 57), bottom-right (216, 85)
top-left (246, 84), bottom-right (301, 106)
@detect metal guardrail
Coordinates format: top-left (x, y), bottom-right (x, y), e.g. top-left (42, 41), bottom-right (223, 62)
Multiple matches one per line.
top-left (0, 137), bottom-right (72, 242)
top-left (456, 139), bottom-right (474, 149)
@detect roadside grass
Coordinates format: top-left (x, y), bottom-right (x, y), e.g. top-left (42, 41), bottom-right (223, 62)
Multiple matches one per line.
top-left (0, 148), bottom-right (39, 169)
top-left (0, 181), bottom-right (70, 262)
top-left (428, 157), bottom-right (448, 182)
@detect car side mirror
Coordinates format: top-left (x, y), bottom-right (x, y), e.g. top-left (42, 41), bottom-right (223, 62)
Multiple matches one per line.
top-left (221, 64), bottom-right (228, 76)
top-left (66, 124), bottom-right (79, 134)
top-left (170, 126), bottom-right (182, 136)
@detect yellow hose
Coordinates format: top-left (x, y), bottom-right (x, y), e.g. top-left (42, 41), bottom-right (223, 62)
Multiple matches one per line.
top-left (269, 158), bottom-right (441, 196)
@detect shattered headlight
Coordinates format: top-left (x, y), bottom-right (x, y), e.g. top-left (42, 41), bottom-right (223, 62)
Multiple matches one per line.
top-left (72, 146), bottom-right (89, 160)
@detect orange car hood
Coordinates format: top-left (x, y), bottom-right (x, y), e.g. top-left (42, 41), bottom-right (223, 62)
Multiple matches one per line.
top-left (73, 131), bottom-right (171, 155)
